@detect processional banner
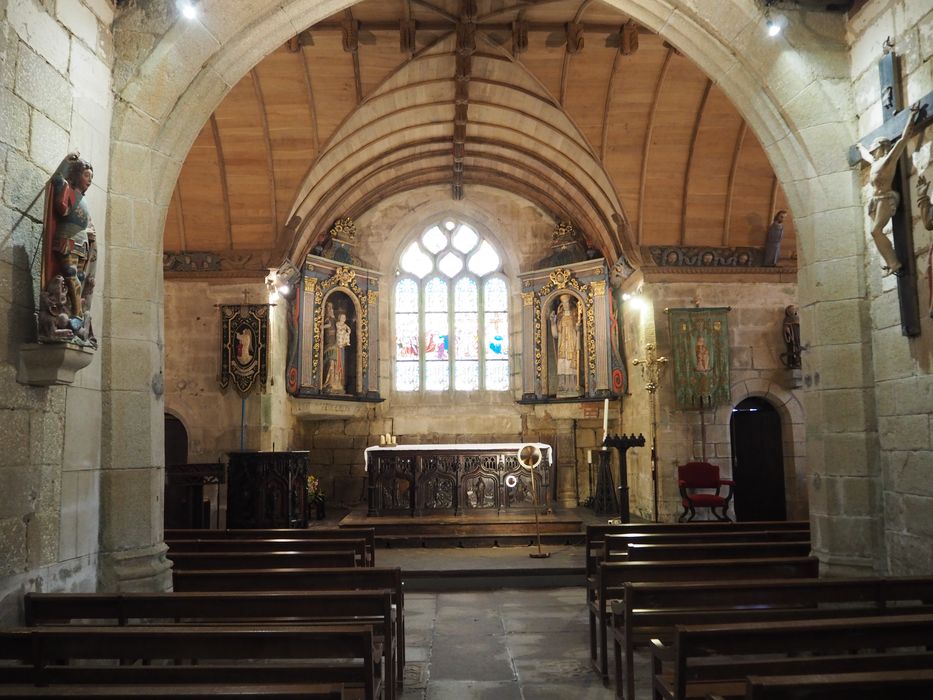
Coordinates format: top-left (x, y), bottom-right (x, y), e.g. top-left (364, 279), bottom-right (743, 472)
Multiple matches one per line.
top-left (220, 304), bottom-right (269, 397)
top-left (667, 307), bottom-right (731, 409)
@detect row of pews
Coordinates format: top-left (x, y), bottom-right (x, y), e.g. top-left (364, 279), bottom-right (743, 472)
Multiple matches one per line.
top-left (0, 527), bottom-right (401, 700)
top-left (585, 520), bottom-right (933, 700)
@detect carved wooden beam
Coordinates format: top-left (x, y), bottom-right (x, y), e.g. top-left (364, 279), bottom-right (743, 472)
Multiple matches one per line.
top-left (512, 20), bottom-right (528, 57)
top-left (621, 20), bottom-right (639, 55)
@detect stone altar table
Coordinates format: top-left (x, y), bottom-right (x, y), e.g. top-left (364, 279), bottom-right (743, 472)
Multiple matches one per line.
top-left (364, 443), bottom-right (553, 517)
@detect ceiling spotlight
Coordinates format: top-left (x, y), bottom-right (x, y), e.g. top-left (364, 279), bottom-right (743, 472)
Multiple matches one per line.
top-left (767, 17), bottom-right (782, 37)
top-left (622, 293), bottom-right (632, 301)
top-left (179, 1), bottom-right (198, 20)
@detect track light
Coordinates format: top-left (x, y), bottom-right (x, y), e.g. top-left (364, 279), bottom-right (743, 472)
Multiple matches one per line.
top-left (179, 1), bottom-right (198, 21)
top-left (767, 16), bottom-right (782, 37)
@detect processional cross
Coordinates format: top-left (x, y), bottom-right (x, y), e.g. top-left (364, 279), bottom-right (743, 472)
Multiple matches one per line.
top-left (848, 46), bottom-right (933, 337)
top-left (631, 343), bottom-right (668, 522)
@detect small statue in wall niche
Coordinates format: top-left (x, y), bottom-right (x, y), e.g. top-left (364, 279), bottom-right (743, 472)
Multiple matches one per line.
top-left (856, 103), bottom-right (921, 276)
top-left (549, 293), bottom-right (582, 397)
top-left (322, 303), bottom-right (352, 394)
top-left (780, 305), bottom-right (802, 370)
top-left (763, 210), bottom-right (787, 266)
top-left (38, 152), bottom-right (97, 346)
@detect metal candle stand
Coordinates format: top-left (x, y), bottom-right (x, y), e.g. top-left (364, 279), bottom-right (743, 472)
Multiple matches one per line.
top-left (602, 433), bottom-right (646, 523)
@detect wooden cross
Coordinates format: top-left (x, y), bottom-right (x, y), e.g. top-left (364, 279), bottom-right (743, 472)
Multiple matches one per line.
top-left (848, 49), bottom-right (933, 338)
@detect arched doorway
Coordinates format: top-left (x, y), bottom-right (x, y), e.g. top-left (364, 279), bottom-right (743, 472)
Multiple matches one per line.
top-left (729, 397), bottom-right (786, 522)
top-left (163, 413), bottom-right (202, 529)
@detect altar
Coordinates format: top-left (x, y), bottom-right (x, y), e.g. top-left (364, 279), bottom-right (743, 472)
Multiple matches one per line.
top-left (364, 443), bottom-right (553, 517)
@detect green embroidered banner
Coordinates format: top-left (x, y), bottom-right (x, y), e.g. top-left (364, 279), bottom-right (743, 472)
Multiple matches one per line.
top-left (667, 307), bottom-right (731, 409)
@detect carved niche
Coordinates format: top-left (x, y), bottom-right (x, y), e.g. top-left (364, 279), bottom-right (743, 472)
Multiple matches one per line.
top-left (285, 256), bottom-right (381, 401)
top-left (517, 260), bottom-right (614, 401)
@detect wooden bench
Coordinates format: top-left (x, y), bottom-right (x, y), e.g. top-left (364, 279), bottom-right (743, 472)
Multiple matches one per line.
top-left (585, 521), bottom-right (810, 582)
top-left (613, 576), bottom-right (933, 700)
top-left (651, 612), bottom-right (933, 700)
top-left (589, 556), bottom-right (819, 684)
top-left (624, 541), bottom-right (811, 562)
top-left (0, 625), bottom-right (381, 700)
top-left (740, 668), bottom-right (933, 699)
top-left (164, 528), bottom-right (376, 566)
top-left (25, 589), bottom-right (397, 699)
top-left (171, 566), bottom-right (404, 683)
top-left (166, 537), bottom-right (370, 567)
top-left (0, 683), bottom-right (345, 698)
top-left (602, 529), bottom-right (811, 567)
top-left (167, 550), bottom-right (359, 570)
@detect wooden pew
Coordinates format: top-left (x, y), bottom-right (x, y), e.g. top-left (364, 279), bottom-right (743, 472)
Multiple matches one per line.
top-left (741, 668), bottom-right (933, 699)
top-left (166, 537), bottom-right (369, 567)
top-left (651, 612), bottom-right (933, 700)
top-left (25, 590), bottom-right (397, 699)
top-left (172, 566), bottom-right (404, 684)
top-left (0, 684), bottom-right (345, 698)
top-left (585, 521), bottom-right (810, 582)
top-left (164, 528), bottom-right (376, 566)
top-left (613, 576), bottom-right (933, 700)
top-left (0, 625), bottom-right (381, 700)
top-left (624, 541), bottom-right (811, 562)
top-left (589, 556), bottom-right (819, 684)
top-left (602, 529), bottom-right (811, 567)
top-left (167, 550), bottom-right (359, 570)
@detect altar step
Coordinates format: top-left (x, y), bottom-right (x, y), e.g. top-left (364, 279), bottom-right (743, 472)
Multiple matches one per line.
top-left (337, 507), bottom-right (585, 544)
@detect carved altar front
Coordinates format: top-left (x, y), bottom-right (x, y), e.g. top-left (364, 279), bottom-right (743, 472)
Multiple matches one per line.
top-left (364, 444), bottom-right (553, 516)
top-left (226, 451), bottom-right (309, 528)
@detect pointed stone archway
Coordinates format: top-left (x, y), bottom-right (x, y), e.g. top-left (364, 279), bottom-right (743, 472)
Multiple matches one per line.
top-left (103, 0), bottom-right (871, 588)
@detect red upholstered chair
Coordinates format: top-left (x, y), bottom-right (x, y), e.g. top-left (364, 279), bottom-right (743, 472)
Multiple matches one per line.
top-left (677, 462), bottom-right (734, 522)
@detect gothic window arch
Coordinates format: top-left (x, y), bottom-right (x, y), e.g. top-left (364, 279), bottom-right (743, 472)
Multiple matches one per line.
top-left (394, 219), bottom-right (509, 392)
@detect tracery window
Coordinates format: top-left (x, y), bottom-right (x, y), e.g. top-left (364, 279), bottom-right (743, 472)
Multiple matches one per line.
top-left (395, 220), bottom-right (509, 392)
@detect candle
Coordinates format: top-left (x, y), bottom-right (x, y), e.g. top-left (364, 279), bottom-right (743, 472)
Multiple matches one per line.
top-left (379, 434), bottom-right (386, 446)
top-left (602, 398), bottom-right (609, 440)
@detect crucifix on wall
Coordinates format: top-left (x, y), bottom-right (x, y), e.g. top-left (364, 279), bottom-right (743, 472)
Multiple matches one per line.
top-left (847, 45), bottom-right (933, 338)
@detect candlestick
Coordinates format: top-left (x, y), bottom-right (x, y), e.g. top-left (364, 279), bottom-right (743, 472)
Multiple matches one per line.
top-left (602, 398), bottom-right (609, 441)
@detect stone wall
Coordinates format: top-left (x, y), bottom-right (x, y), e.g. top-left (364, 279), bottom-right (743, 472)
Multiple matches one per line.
top-left (163, 279), bottom-right (291, 462)
top-left (0, 0), bottom-right (114, 624)
top-left (848, 1), bottom-right (933, 575)
top-left (293, 186), bottom-right (613, 507)
top-left (620, 278), bottom-right (806, 523)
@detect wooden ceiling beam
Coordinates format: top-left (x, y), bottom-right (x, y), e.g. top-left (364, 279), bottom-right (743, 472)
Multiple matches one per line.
top-left (600, 49), bottom-right (621, 160)
top-left (209, 113), bottom-right (233, 249)
top-left (680, 78), bottom-right (712, 245)
top-left (723, 121), bottom-right (748, 246)
top-left (299, 21), bottom-right (651, 38)
top-left (412, 0), bottom-right (458, 22)
top-left (250, 68), bottom-right (280, 247)
top-left (297, 44), bottom-right (320, 153)
top-left (343, 10), bottom-right (364, 103)
top-left (172, 186), bottom-right (187, 250)
top-left (637, 47), bottom-right (673, 246)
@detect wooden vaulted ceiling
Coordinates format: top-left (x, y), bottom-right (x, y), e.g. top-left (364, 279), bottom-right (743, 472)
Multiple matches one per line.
top-left (163, 0), bottom-right (796, 270)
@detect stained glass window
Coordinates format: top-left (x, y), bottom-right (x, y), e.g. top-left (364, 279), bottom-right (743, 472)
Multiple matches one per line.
top-left (394, 219), bottom-right (509, 392)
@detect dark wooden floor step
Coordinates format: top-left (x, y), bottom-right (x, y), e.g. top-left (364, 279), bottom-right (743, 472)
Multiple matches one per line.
top-left (376, 532), bottom-right (585, 548)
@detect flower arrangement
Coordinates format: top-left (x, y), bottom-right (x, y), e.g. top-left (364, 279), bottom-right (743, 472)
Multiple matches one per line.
top-left (306, 474), bottom-right (326, 504)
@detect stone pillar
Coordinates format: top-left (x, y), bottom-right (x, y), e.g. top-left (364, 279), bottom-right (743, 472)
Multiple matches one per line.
top-left (98, 143), bottom-right (173, 592)
top-left (797, 202), bottom-right (882, 576)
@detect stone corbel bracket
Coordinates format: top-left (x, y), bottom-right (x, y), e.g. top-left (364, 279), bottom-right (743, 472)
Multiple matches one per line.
top-left (17, 342), bottom-right (95, 386)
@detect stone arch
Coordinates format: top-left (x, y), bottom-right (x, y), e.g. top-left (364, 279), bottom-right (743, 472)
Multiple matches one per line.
top-left (715, 379), bottom-right (808, 520)
top-left (104, 0), bottom-right (863, 583)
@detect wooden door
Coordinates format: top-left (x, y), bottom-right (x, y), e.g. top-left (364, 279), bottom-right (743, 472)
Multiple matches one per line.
top-left (729, 397), bottom-right (786, 521)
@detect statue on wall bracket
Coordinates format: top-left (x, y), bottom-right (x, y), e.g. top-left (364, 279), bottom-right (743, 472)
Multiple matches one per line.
top-left (219, 304), bottom-right (269, 397)
top-left (39, 152), bottom-right (98, 346)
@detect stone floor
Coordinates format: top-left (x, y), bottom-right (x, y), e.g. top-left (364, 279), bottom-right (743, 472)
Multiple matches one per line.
top-left (400, 587), bottom-right (648, 700)
top-left (371, 544), bottom-right (651, 700)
